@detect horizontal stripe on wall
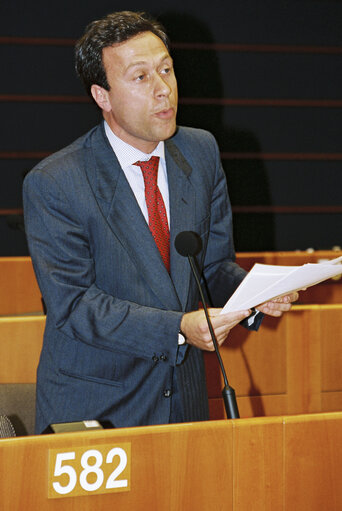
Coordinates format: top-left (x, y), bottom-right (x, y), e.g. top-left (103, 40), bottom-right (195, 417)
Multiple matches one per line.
top-left (221, 153), bottom-right (342, 161)
top-left (0, 209), bottom-right (24, 215)
top-left (179, 98), bottom-right (342, 108)
top-left (1, 151), bottom-right (342, 161)
top-left (2, 206), bottom-right (342, 217)
top-left (0, 36), bottom-right (75, 46)
top-left (0, 94), bottom-right (89, 103)
top-left (0, 152), bottom-right (51, 159)
top-left (1, 36), bottom-right (342, 54)
top-left (233, 206), bottom-right (342, 214)
top-left (2, 151), bottom-right (342, 162)
top-left (1, 94), bottom-right (342, 108)
top-left (173, 43), bottom-right (342, 54)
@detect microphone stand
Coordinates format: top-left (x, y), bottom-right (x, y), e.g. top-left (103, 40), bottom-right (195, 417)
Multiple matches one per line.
top-left (187, 255), bottom-right (240, 419)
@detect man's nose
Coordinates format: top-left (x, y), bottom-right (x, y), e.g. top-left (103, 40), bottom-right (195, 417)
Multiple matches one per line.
top-left (154, 73), bottom-right (172, 97)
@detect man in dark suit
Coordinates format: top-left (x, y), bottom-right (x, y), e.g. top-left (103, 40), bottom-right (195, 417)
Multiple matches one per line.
top-left (23, 11), bottom-right (296, 433)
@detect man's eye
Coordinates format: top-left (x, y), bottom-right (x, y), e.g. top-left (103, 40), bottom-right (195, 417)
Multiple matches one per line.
top-left (161, 67), bottom-right (171, 74)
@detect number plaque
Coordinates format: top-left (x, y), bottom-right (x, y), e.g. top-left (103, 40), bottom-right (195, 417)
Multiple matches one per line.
top-left (48, 443), bottom-right (131, 498)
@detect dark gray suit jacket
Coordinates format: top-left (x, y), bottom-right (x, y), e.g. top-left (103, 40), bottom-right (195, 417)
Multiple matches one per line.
top-left (23, 123), bottom-right (248, 433)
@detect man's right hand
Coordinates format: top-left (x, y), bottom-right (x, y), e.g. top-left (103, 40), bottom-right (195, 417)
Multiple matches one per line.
top-left (180, 308), bottom-right (251, 351)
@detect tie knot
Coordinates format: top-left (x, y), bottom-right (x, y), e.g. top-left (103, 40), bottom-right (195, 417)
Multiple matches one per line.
top-left (133, 156), bottom-right (160, 183)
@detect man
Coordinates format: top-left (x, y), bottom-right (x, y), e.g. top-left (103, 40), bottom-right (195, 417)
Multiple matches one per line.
top-left (23, 11), bottom-right (296, 433)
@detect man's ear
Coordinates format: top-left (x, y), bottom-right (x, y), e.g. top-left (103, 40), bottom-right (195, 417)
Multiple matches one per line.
top-left (90, 84), bottom-right (111, 112)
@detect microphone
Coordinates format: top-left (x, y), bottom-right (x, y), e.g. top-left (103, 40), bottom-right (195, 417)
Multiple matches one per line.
top-left (0, 415), bottom-right (16, 438)
top-left (175, 231), bottom-right (240, 419)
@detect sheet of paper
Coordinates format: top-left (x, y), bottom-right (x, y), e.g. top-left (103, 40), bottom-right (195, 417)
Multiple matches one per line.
top-left (221, 260), bottom-right (342, 313)
top-left (325, 255), bottom-right (342, 265)
top-left (221, 264), bottom-right (296, 312)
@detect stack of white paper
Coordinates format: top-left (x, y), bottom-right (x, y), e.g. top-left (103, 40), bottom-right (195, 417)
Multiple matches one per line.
top-left (221, 255), bottom-right (342, 314)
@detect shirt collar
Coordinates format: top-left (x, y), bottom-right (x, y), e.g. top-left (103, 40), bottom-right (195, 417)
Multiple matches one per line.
top-left (104, 121), bottom-right (165, 169)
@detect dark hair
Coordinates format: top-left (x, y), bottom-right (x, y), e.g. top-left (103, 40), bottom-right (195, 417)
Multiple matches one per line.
top-left (75, 11), bottom-right (170, 97)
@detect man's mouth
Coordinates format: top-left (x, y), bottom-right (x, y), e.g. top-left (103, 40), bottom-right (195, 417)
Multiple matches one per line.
top-left (154, 108), bottom-right (175, 120)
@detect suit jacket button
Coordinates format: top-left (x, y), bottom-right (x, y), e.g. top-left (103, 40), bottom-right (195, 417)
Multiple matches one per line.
top-left (160, 354), bottom-right (167, 361)
top-left (163, 389), bottom-right (172, 398)
top-left (152, 355), bottom-right (159, 362)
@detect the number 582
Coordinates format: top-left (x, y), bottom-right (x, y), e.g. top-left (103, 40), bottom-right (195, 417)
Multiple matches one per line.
top-left (49, 444), bottom-right (130, 498)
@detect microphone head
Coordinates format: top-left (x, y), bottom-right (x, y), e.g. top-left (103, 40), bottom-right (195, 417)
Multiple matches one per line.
top-left (175, 231), bottom-right (202, 257)
top-left (0, 415), bottom-right (16, 438)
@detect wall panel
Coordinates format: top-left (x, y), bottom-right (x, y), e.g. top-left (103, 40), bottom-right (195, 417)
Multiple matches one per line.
top-left (206, 305), bottom-right (342, 420)
top-left (0, 0), bottom-right (341, 254)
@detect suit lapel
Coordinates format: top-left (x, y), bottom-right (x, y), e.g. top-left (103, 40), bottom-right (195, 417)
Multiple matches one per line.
top-left (166, 139), bottom-right (196, 310)
top-left (87, 124), bottom-right (190, 311)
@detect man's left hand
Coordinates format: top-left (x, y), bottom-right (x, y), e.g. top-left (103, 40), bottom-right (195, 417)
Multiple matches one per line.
top-left (257, 292), bottom-right (299, 317)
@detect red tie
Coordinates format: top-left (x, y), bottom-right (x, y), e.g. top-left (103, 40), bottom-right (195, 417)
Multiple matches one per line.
top-left (133, 156), bottom-right (170, 272)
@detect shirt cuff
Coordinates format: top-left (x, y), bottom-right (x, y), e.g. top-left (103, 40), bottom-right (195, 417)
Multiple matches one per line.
top-left (178, 332), bottom-right (186, 345)
top-left (247, 308), bottom-right (261, 326)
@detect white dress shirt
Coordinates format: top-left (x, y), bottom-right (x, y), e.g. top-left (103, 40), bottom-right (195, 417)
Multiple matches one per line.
top-left (104, 121), bottom-right (170, 226)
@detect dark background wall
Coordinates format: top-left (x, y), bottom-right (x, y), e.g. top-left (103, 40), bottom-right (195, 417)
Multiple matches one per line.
top-left (0, 0), bottom-right (341, 255)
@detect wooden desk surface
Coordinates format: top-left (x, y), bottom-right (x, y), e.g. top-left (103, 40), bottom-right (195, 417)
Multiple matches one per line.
top-left (1, 412), bottom-right (341, 510)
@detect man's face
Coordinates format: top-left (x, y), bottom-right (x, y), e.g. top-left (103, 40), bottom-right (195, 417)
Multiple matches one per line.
top-left (92, 31), bottom-right (178, 153)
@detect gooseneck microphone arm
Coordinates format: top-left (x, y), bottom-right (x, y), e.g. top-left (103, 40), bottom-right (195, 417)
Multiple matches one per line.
top-left (187, 255), bottom-right (229, 387)
top-left (175, 231), bottom-right (240, 420)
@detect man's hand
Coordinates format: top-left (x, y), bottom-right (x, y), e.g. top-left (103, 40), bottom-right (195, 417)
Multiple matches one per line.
top-left (257, 292), bottom-right (299, 317)
top-left (180, 308), bottom-right (251, 351)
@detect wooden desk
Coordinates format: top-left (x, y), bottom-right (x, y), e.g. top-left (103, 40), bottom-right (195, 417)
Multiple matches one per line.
top-left (0, 315), bottom-right (44, 382)
top-left (1, 306), bottom-right (342, 420)
top-left (0, 256), bottom-right (43, 315)
top-left (205, 304), bottom-right (342, 419)
top-left (1, 251), bottom-right (341, 315)
top-left (0, 413), bottom-right (341, 510)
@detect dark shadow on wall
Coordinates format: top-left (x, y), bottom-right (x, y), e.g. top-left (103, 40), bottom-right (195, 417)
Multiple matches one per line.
top-left (159, 11), bottom-right (275, 251)
top-left (2, 168), bottom-right (29, 256)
